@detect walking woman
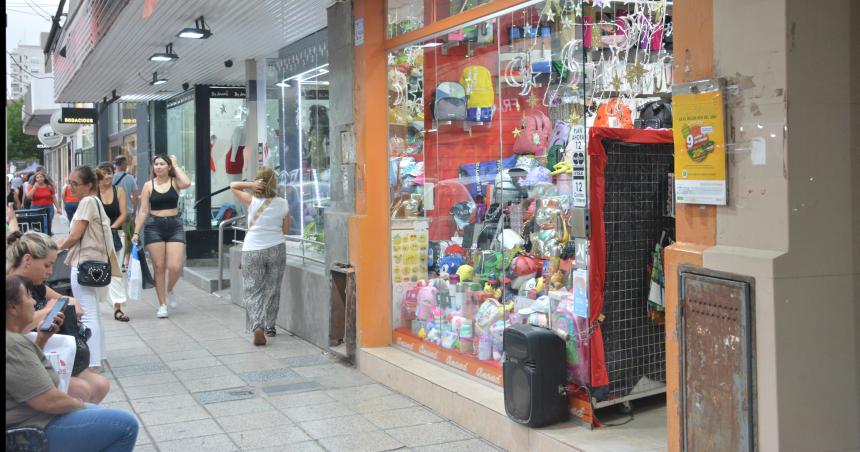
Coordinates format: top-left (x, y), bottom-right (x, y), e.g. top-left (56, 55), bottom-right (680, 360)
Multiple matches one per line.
top-left (229, 166), bottom-right (290, 345)
top-left (7, 230), bottom-right (109, 403)
top-left (24, 172), bottom-right (62, 235)
top-left (6, 275), bottom-right (139, 451)
top-left (96, 163), bottom-right (130, 322)
top-left (62, 176), bottom-right (82, 219)
top-left (56, 166), bottom-right (121, 369)
top-left (132, 155), bottom-right (191, 319)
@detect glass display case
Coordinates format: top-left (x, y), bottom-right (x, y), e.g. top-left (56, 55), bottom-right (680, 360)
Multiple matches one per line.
top-left (166, 95), bottom-right (197, 227)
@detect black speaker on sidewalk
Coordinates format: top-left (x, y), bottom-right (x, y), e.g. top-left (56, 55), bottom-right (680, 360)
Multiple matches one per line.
top-left (503, 323), bottom-right (569, 427)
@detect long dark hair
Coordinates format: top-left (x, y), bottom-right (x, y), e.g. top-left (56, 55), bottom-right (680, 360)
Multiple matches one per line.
top-left (151, 154), bottom-right (177, 179)
top-left (6, 274), bottom-right (34, 307)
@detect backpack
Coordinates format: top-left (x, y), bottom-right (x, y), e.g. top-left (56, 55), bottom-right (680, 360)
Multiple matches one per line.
top-left (594, 98), bottom-right (633, 129)
top-left (635, 100), bottom-right (673, 129)
top-left (434, 82), bottom-right (467, 121)
top-left (513, 110), bottom-right (552, 155)
top-left (460, 65), bottom-right (495, 122)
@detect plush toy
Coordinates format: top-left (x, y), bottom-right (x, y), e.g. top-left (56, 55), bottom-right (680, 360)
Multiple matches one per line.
top-left (418, 327), bottom-right (426, 339)
top-left (550, 271), bottom-right (565, 290)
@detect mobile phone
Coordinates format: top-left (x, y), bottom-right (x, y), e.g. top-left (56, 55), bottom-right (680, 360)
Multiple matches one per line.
top-left (39, 297), bottom-right (69, 332)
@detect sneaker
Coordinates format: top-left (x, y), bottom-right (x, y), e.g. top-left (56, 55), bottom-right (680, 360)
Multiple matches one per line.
top-left (167, 293), bottom-right (177, 309)
top-left (156, 305), bottom-right (168, 318)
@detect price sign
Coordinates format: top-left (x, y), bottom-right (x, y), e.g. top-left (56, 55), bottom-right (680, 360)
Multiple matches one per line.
top-left (568, 125), bottom-right (587, 207)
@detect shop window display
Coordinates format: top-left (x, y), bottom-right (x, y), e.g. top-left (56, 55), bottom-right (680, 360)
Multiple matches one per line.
top-left (387, 0), bottom-right (676, 425)
top-left (387, 0), bottom-right (494, 39)
top-left (166, 96), bottom-right (197, 227)
top-left (208, 98), bottom-right (248, 225)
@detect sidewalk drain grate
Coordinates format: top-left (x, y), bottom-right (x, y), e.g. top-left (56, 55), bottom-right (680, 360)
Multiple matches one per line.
top-left (193, 387), bottom-right (257, 404)
top-left (262, 381), bottom-right (321, 395)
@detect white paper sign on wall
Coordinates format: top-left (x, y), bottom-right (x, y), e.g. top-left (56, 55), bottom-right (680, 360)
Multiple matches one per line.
top-left (568, 125), bottom-right (587, 207)
top-left (354, 18), bottom-right (365, 46)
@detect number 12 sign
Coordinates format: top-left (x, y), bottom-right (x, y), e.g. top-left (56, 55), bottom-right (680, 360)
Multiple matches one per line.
top-left (569, 125), bottom-right (587, 207)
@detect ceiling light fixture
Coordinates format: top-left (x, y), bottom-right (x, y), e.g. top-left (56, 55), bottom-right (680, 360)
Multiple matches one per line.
top-left (177, 16), bottom-right (213, 39)
top-left (176, 16), bottom-right (212, 39)
top-left (150, 43), bottom-right (179, 62)
top-left (150, 71), bottom-right (168, 86)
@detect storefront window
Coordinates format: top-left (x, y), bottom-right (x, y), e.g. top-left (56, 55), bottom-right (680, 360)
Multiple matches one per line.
top-left (167, 95), bottom-right (197, 227)
top-left (209, 97), bottom-right (248, 226)
top-left (387, 0), bottom-right (493, 39)
top-left (267, 30), bottom-right (330, 260)
top-left (388, 0), bottom-right (675, 418)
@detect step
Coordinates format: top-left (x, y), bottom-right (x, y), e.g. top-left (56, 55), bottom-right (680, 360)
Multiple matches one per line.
top-left (183, 265), bottom-right (230, 293)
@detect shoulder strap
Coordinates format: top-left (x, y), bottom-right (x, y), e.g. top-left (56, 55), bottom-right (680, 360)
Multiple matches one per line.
top-left (248, 197), bottom-right (274, 229)
top-left (114, 173), bottom-right (126, 186)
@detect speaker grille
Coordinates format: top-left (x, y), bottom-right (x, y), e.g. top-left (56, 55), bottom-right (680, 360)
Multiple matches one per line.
top-left (504, 362), bottom-right (533, 422)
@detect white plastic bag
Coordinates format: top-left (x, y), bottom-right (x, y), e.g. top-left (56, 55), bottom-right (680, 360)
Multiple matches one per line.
top-left (127, 244), bottom-right (142, 302)
top-left (24, 332), bottom-right (75, 393)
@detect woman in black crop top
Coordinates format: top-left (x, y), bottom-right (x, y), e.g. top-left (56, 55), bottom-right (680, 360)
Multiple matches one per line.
top-left (132, 154), bottom-right (191, 319)
top-left (96, 162), bottom-right (130, 322)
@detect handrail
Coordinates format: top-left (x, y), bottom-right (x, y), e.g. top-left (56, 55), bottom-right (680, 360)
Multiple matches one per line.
top-left (284, 235), bottom-right (325, 265)
top-left (217, 215), bottom-right (246, 295)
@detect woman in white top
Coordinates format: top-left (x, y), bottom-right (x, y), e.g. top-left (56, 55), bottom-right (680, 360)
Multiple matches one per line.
top-left (229, 167), bottom-right (290, 346)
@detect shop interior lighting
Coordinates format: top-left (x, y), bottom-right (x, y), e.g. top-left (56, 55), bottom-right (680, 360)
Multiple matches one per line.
top-left (276, 64), bottom-right (330, 87)
top-left (177, 16), bottom-right (213, 39)
top-left (150, 71), bottom-right (168, 86)
top-left (419, 42), bottom-right (443, 48)
top-left (150, 43), bottom-right (179, 62)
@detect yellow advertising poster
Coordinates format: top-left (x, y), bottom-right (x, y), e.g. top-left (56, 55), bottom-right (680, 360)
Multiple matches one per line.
top-left (672, 89), bottom-right (727, 205)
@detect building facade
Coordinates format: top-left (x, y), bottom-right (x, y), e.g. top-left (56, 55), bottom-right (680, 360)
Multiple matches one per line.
top-left (8, 44), bottom-right (45, 101)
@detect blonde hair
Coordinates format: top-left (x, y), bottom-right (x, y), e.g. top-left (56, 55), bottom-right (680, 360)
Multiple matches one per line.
top-left (255, 166), bottom-right (278, 199)
top-left (6, 231), bottom-right (58, 274)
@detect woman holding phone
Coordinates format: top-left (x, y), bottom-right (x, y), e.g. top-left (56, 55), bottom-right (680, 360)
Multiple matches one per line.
top-left (6, 230), bottom-right (110, 403)
top-left (132, 154), bottom-right (191, 319)
top-left (230, 166), bottom-right (290, 345)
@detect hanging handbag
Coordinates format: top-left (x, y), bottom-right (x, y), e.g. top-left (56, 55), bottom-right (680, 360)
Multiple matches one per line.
top-left (76, 197), bottom-right (113, 287)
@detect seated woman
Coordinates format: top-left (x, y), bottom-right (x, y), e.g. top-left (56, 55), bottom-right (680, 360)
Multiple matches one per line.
top-left (6, 274), bottom-right (138, 452)
top-left (6, 230), bottom-right (109, 403)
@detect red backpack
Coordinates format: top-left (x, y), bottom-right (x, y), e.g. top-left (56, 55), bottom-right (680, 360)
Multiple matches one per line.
top-left (513, 111), bottom-right (552, 155)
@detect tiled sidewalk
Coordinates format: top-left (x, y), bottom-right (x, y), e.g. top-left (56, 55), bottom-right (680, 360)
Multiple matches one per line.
top-left (96, 279), bottom-right (502, 452)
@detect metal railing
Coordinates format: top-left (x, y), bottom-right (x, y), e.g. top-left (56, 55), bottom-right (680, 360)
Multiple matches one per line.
top-left (217, 215), bottom-right (246, 295)
top-left (284, 236), bottom-right (326, 265)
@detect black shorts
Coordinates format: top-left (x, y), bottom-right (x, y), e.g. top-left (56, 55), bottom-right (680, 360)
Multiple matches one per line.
top-left (143, 215), bottom-right (186, 244)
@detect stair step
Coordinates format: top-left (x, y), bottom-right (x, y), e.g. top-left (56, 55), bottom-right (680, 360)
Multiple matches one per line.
top-left (183, 266), bottom-right (230, 293)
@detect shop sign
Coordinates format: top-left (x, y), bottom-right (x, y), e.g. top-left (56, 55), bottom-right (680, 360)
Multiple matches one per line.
top-left (37, 124), bottom-right (63, 147)
top-left (568, 124), bottom-right (587, 207)
top-left (59, 107), bottom-right (97, 124)
top-left (209, 87), bottom-right (246, 99)
top-left (672, 79), bottom-right (728, 205)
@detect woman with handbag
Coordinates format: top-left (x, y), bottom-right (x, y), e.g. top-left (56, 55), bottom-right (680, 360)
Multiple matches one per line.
top-left (229, 166), bottom-right (290, 345)
top-left (5, 275), bottom-right (139, 451)
top-left (6, 230), bottom-right (110, 403)
top-left (56, 166), bottom-right (121, 370)
top-left (131, 154), bottom-right (192, 318)
top-left (96, 162), bottom-right (130, 322)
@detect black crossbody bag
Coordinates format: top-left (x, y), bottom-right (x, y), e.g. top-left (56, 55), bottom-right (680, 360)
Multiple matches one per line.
top-left (76, 197), bottom-right (113, 287)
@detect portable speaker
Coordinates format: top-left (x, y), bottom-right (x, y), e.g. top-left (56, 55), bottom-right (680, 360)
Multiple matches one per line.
top-left (503, 323), bottom-right (569, 427)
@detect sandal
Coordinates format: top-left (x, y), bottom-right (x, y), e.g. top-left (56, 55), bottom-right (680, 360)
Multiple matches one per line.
top-left (252, 327), bottom-right (267, 346)
top-left (114, 310), bottom-right (130, 322)
top-left (265, 327), bottom-right (277, 337)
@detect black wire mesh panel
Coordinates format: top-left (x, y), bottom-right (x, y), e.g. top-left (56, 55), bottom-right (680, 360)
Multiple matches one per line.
top-left (599, 140), bottom-right (675, 402)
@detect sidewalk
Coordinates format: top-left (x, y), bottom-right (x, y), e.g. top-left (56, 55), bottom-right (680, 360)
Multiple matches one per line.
top-left (96, 279), bottom-right (502, 452)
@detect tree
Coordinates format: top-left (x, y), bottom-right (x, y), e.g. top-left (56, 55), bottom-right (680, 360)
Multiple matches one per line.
top-left (6, 98), bottom-right (41, 163)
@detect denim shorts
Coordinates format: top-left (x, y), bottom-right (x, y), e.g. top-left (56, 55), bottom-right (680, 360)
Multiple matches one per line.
top-left (143, 215), bottom-right (185, 244)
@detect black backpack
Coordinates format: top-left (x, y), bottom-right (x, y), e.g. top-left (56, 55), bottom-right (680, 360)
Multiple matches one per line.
top-left (635, 100), bottom-right (673, 129)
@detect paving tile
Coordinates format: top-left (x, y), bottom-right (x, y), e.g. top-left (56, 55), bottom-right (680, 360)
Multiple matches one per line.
top-left (204, 398), bottom-right (276, 418)
top-left (105, 353), bottom-right (163, 369)
top-left (156, 434), bottom-right (239, 452)
top-left (318, 431), bottom-right (405, 452)
top-left (158, 347), bottom-right (213, 363)
top-left (280, 401), bottom-right (356, 422)
top-left (261, 381), bottom-right (321, 395)
top-left (214, 409), bottom-right (291, 433)
top-left (131, 445), bottom-right (158, 452)
top-left (237, 367), bottom-right (305, 385)
top-left (165, 356), bottom-right (223, 371)
top-left (364, 406), bottom-right (444, 430)
top-left (200, 338), bottom-right (260, 356)
top-left (299, 414), bottom-right (379, 439)
top-left (292, 363), bottom-right (354, 379)
top-left (267, 389), bottom-right (334, 409)
top-left (124, 382), bottom-right (188, 400)
top-left (139, 405), bottom-right (212, 427)
top-left (220, 353), bottom-right (287, 373)
top-left (315, 372), bottom-right (376, 389)
top-left (245, 441), bottom-right (325, 452)
top-left (413, 438), bottom-right (503, 452)
top-left (115, 371), bottom-right (179, 388)
top-left (101, 386), bottom-right (130, 404)
top-left (194, 387), bottom-right (258, 405)
top-left (109, 361), bottom-right (167, 378)
top-left (131, 394), bottom-right (200, 413)
top-left (326, 384), bottom-right (394, 404)
top-left (104, 345), bottom-right (155, 357)
top-left (147, 418), bottom-right (225, 442)
top-left (228, 425), bottom-right (310, 449)
top-left (134, 429), bottom-right (153, 446)
top-left (174, 365), bottom-right (235, 382)
top-left (183, 374), bottom-right (248, 393)
top-left (282, 353), bottom-right (336, 368)
top-left (353, 394), bottom-right (418, 414)
top-left (386, 422), bottom-right (473, 447)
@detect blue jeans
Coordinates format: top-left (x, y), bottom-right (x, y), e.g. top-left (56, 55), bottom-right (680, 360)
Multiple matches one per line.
top-left (32, 205), bottom-right (54, 235)
top-left (44, 403), bottom-right (138, 452)
top-left (64, 202), bottom-right (79, 220)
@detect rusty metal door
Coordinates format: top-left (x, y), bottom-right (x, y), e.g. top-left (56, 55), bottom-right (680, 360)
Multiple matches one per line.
top-left (679, 267), bottom-right (755, 452)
